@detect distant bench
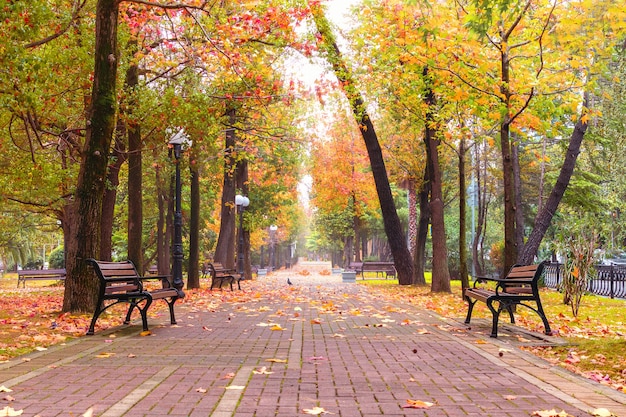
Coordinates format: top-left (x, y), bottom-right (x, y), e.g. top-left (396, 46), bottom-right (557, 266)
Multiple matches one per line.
top-left (348, 261), bottom-right (396, 279)
top-left (208, 262), bottom-right (241, 290)
top-left (17, 269), bottom-right (66, 288)
top-left (85, 259), bottom-right (180, 335)
top-left (464, 261), bottom-right (552, 338)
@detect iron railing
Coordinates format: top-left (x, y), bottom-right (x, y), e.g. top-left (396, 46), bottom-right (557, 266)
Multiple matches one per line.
top-left (543, 262), bottom-right (626, 299)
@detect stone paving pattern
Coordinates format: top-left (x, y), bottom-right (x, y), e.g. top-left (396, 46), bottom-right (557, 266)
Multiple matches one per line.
top-left (2, 266), bottom-right (626, 416)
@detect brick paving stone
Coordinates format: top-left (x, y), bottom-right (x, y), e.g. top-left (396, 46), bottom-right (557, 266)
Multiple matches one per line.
top-left (1, 267), bottom-right (625, 416)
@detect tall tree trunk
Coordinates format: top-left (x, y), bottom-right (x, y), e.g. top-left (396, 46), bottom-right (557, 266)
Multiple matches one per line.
top-left (311, 5), bottom-right (413, 284)
top-left (156, 156), bottom-right (169, 275)
top-left (101, 120), bottom-right (126, 261)
top-left (512, 142), bottom-right (525, 252)
top-left (423, 67), bottom-right (451, 293)
top-left (518, 96), bottom-right (589, 264)
top-left (458, 137), bottom-right (469, 292)
top-left (414, 164), bottom-right (430, 286)
top-left (236, 158), bottom-right (251, 279)
top-left (187, 157), bottom-right (200, 288)
top-left (213, 108), bottom-right (237, 268)
top-left (63, 0), bottom-right (119, 313)
top-left (126, 40), bottom-right (143, 272)
top-left (472, 143), bottom-right (487, 277)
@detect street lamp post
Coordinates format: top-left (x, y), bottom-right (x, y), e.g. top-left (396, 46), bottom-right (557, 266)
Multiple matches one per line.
top-left (235, 194), bottom-right (250, 279)
top-left (169, 129), bottom-right (192, 296)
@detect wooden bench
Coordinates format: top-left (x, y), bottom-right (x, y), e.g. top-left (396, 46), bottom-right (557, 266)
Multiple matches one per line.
top-left (208, 262), bottom-right (241, 290)
top-left (85, 259), bottom-right (180, 335)
top-left (17, 269), bottom-right (66, 288)
top-left (464, 261), bottom-right (552, 338)
top-left (362, 261), bottom-right (396, 278)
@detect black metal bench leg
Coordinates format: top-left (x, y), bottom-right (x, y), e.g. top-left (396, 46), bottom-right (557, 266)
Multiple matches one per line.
top-left (464, 298), bottom-right (477, 324)
top-left (167, 299), bottom-right (177, 325)
top-left (486, 299), bottom-right (500, 338)
top-left (87, 307), bottom-right (103, 335)
top-left (535, 300), bottom-right (552, 335)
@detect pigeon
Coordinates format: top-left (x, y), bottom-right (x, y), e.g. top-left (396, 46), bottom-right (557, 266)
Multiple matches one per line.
top-left (287, 278), bottom-right (293, 285)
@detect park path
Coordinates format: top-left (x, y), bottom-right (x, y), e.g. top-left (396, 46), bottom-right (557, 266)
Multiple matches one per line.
top-left (1, 261), bottom-right (626, 416)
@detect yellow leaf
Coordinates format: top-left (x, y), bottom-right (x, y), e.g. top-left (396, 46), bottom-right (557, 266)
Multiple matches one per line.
top-left (311, 318), bottom-right (322, 324)
top-left (0, 387), bottom-right (12, 393)
top-left (252, 366), bottom-right (273, 375)
top-left (266, 358), bottom-right (287, 363)
top-left (402, 399), bottom-right (435, 409)
top-left (95, 352), bottom-right (115, 359)
top-left (225, 385), bottom-right (245, 390)
top-left (302, 406), bottom-right (333, 415)
top-left (139, 330), bottom-right (152, 337)
top-left (0, 406), bottom-right (23, 417)
top-left (591, 409), bottom-right (615, 417)
top-left (270, 324), bottom-right (284, 331)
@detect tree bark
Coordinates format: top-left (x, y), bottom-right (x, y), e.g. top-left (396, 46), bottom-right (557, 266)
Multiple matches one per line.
top-left (187, 156), bottom-right (200, 288)
top-left (414, 163), bottom-right (429, 286)
top-left (311, 5), bottom-right (413, 284)
top-left (213, 108), bottom-right (237, 268)
top-left (518, 96), bottom-right (589, 264)
top-left (63, 0), bottom-right (119, 313)
top-left (126, 40), bottom-right (143, 272)
top-left (423, 67), bottom-right (451, 293)
top-left (458, 137), bottom-right (470, 292)
top-left (101, 120), bottom-right (126, 261)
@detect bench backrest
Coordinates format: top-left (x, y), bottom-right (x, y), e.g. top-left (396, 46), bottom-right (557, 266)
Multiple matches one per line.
top-left (503, 262), bottom-right (546, 293)
top-left (86, 259), bottom-right (142, 294)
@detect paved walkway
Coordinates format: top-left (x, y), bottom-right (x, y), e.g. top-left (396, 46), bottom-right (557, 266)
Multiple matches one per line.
top-left (2, 264), bottom-right (626, 417)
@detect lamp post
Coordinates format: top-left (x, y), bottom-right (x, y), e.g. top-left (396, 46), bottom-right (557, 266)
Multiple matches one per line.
top-left (235, 194), bottom-right (250, 278)
top-left (169, 129), bottom-right (192, 296)
top-left (269, 225), bottom-right (277, 271)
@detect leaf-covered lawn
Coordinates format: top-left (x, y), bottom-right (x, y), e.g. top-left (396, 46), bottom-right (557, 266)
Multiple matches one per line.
top-left (2, 273), bottom-right (626, 395)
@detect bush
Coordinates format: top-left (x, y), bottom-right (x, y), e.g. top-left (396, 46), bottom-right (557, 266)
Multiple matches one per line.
top-left (48, 246), bottom-right (65, 269)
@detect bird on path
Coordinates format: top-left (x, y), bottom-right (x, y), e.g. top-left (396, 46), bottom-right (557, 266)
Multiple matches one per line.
top-left (287, 278), bottom-right (293, 285)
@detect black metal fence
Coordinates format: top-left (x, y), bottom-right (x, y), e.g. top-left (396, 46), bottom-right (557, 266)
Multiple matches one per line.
top-left (543, 262), bottom-right (626, 299)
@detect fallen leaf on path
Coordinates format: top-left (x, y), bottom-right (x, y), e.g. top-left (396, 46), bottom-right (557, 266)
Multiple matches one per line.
top-left (311, 318), bottom-right (322, 324)
top-left (591, 408), bottom-right (616, 417)
top-left (82, 408), bottom-right (93, 417)
top-left (2, 395), bottom-right (15, 402)
top-left (504, 395), bottom-right (517, 400)
top-left (402, 399), bottom-right (434, 409)
top-left (225, 385), bottom-right (245, 390)
top-left (475, 339), bottom-right (488, 344)
top-left (139, 330), bottom-right (151, 337)
top-left (252, 367), bottom-right (273, 375)
top-left (0, 406), bottom-right (23, 416)
top-left (531, 409), bottom-right (573, 417)
top-left (127, 353), bottom-right (136, 358)
top-left (270, 324), bottom-right (284, 331)
top-left (332, 333), bottom-right (345, 338)
top-left (196, 387), bottom-right (207, 393)
top-left (0, 387), bottom-right (12, 393)
top-left (302, 406), bottom-right (334, 415)
top-left (95, 352), bottom-right (115, 358)
top-left (266, 358), bottom-right (287, 363)
top-left (222, 372), bottom-right (236, 379)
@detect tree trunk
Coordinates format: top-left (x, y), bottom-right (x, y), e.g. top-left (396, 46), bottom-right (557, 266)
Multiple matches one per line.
top-left (311, 5), bottom-right (413, 284)
top-left (472, 144), bottom-right (487, 277)
top-left (236, 158), bottom-right (251, 279)
top-left (126, 42), bottom-right (143, 272)
top-left (101, 120), bottom-right (126, 261)
top-left (414, 164), bottom-right (429, 286)
top-left (518, 96), bottom-right (589, 264)
top-left (156, 156), bottom-right (169, 275)
top-left (63, 0), bottom-right (119, 313)
top-left (423, 67), bottom-right (451, 293)
top-left (512, 142), bottom-right (525, 252)
top-left (187, 156), bottom-right (200, 288)
top-left (458, 137), bottom-right (470, 292)
top-left (213, 108), bottom-right (237, 268)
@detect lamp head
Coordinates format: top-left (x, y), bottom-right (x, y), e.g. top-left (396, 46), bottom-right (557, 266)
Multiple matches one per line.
top-left (235, 194), bottom-right (250, 207)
